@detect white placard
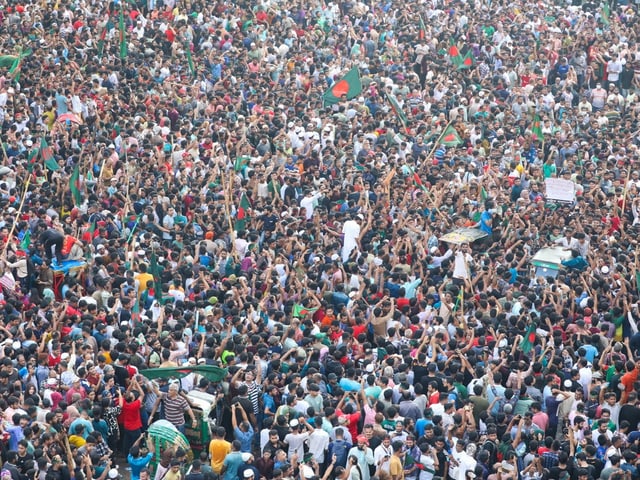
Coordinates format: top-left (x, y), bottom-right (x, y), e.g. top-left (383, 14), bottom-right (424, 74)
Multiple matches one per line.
top-left (545, 178), bottom-right (576, 203)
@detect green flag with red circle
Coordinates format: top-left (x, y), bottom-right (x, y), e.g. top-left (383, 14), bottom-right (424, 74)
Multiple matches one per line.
top-left (531, 114), bottom-right (544, 141)
top-left (439, 125), bottom-right (463, 147)
top-left (457, 50), bottom-right (475, 70)
top-left (520, 323), bottom-right (537, 354)
top-left (418, 16), bottom-right (427, 40)
top-left (322, 67), bottom-right (362, 107)
top-left (70, 165), bottom-right (82, 207)
top-left (235, 192), bottom-right (251, 232)
top-left (448, 39), bottom-right (462, 67)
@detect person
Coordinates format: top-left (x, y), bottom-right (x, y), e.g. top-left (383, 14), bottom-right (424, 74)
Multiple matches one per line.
top-left (164, 460), bottom-right (183, 480)
top-left (347, 436), bottom-right (375, 480)
top-left (184, 460), bottom-right (204, 480)
top-left (389, 440), bottom-right (405, 480)
top-left (149, 382), bottom-right (197, 434)
top-left (38, 228), bottom-right (64, 264)
top-left (127, 434), bottom-right (155, 480)
top-left (209, 427), bottom-right (231, 475)
top-left (232, 402), bottom-right (255, 453)
top-left (221, 441), bottom-right (245, 480)
top-left (3, 1), bottom-right (640, 480)
top-left (121, 378), bottom-right (145, 456)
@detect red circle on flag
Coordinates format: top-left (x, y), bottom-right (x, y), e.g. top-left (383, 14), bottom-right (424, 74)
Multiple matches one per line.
top-left (443, 134), bottom-right (456, 143)
top-left (331, 80), bottom-right (350, 98)
top-left (449, 46), bottom-right (459, 57)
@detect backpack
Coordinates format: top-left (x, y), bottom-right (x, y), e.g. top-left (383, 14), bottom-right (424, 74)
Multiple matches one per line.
top-left (482, 439), bottom-right (498, 465)
top-left (330, 439), bottom-right (350, 468)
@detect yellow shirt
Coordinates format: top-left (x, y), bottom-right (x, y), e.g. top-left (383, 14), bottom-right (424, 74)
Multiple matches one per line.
top-left (135, 272), bottom-right (154, 299)
top-left (209, 439), bottom-right (231, 473)
top-left (68, 435), bottom-right (86, 448)
top-left (389, 455), bottom-right (404, 480)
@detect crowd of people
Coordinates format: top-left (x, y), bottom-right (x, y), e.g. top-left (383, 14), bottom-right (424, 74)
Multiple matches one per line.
top-left (0, 0), bottom-right (639, 479)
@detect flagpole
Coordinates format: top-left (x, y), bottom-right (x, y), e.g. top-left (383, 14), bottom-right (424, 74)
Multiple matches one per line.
top-left (1, 177), bottom-right (30, 258)
top-left (223, 170), bottom-right (238, 261)
top-left (426, 120), bottom-right (455, 160)
top-left (412, 120), bottom-right (456, 207)
top-left (621, 166), bottom-right (633, 217)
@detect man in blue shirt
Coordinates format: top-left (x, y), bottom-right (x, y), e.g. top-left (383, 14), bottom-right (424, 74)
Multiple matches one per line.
top-left (479, 205), bottom-right (494, 236)
top-left (221, 440), bottom-right (245, 480)
top-left (127, 437), bottom-right (155, 480)
top-left (232, 403), bottom-right (254, 453)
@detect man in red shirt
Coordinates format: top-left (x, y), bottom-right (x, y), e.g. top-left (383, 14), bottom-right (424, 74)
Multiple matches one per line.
top-left (120, 377), bottom-right (145, 455)
top-left (620, 360), bottom-right (640, 403)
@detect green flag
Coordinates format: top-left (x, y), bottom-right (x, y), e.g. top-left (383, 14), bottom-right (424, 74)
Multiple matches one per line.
top-left (234, 155), bottom-right (250, 172)
top-left (385, 92), bottom-right (408, 128)
top-left (26, 147), bottom-right (39, 172)
top-left (457, 50), bottom-right (475, 70)
top-left (118, 7), bottom-right (127, 59)
top-left (439, 125), bottom-right (463, 147)
top-left (520, 324), bottom-right (537, 354)
top-left (531, 115), bottom-right (544, 142)
top-left (0, 56), bottom-right (17, 69)
top-left (418, 16), bottom-right (427, 40)
top-left (70, 165), bottom-right (82, 206)
top-left (448, 39), bottom-right (462, 67)
top-left (601, 3), bottom-right (610, 25)
top-left (97, 27), bottom-right (107, 59)
top-left (453, 288), bottom-right (463, 311)
top-left (19, 230), bottom-right (30, 250)
top-left (40, 138), bottom-right (60, 171)
top-left (235, 193), bottom-right (251, 232)
top-left (131, 296), bottom-right (140, 322)
top-left (322, 67), bottom-right (362, 107)
top-left (292, 304), bottom-right (319, 318)
top-left (150, 251), bottom-right (164, 305)
top-left (636, 271), bottom-right (640, 295)
top-left (185, 43), bottom-right (195, 78)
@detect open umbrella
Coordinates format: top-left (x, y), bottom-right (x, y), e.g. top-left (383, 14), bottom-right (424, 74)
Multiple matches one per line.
top-left (56, 113), bottom-right (83, 125)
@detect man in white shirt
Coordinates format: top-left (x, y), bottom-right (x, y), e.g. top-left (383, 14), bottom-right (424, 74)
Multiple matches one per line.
top-left (300, 190), bottom-right (322, 220)
top-left (284, 419), bottom-right (312, 461)
top-left (452, 244), bottom-right (473, 284)
top-left (449, 440), bottom-right (477, 480)
top-left (307, 417), bottom-right (330, 465)
top-left (373, 435), bottom-right (393, 474)
top-left (607, 56), bottom-right (623, 88)
top-left (341, 214), bottom-right (361, 262)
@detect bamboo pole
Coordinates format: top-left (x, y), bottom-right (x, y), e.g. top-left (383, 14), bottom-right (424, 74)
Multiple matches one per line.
top-left (621, 165), bottom-right (633, 217)
top-left (2, 178), bottom-right (30, 257)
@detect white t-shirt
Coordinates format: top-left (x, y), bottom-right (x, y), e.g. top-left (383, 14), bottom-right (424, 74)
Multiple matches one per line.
top-left (284, 431), bottom-right (310, 460)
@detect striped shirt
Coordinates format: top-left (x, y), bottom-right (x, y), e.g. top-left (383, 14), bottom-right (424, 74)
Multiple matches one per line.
top-left (162, 393), bottom-right (189, 427)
